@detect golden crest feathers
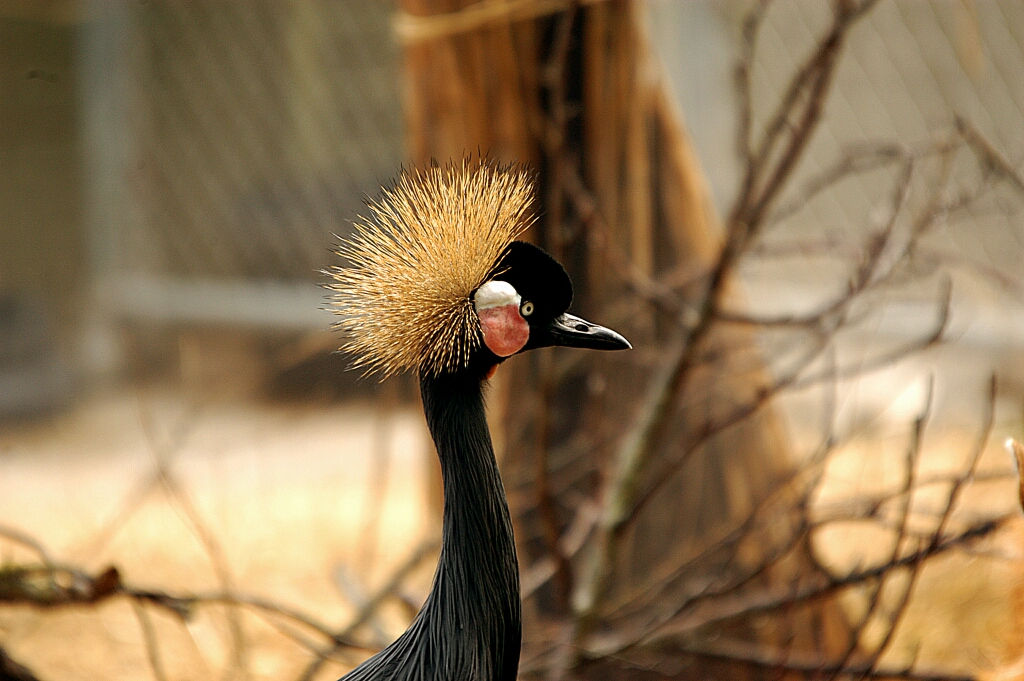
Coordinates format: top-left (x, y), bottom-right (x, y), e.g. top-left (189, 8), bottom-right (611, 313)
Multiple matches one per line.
top-left (327, 160), bottom-right (534, 377)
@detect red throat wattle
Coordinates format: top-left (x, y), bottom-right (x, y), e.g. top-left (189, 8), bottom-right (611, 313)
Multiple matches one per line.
top-left (479, 304), bottom-right (530, 358)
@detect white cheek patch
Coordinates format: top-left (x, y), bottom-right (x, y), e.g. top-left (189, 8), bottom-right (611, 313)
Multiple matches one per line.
top-left (474, 280), bottom-right (530, 357)
top-left (473, 280), bottom-right (521, 311)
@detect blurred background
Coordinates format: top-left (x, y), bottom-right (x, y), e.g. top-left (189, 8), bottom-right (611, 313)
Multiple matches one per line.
top-left (1, 1), bottom-right (1023, 680)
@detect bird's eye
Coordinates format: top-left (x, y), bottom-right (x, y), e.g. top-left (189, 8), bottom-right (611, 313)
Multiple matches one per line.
top-left (520, 300), bottom-right (534, 317)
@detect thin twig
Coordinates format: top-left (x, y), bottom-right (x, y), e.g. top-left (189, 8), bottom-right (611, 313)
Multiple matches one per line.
top-left (825, 378), bottom-right (931, 681)
top-left (296, 536), bottom-right (440, 681)
top-left (857, 376), bottom-right (996, 681)
top-left (667, 637), bottom-right (975, 681)
top-left (132, 600), bottom-right (170, 681)
top-left (0, 525), bottom-right (53, 566)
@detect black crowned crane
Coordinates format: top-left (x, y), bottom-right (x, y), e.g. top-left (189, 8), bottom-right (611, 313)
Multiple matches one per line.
top-left (327, 161), bottom-right (630, 681)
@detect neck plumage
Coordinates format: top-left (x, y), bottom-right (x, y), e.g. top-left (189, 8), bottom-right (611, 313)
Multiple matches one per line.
top-left (419, 371), bottom-right (522, 681)
top-left (341, 371), bottom-right (521, 681)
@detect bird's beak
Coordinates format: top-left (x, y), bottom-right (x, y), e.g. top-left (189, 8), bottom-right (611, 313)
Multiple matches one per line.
top-left (538, 313), bottom-right (631, 351)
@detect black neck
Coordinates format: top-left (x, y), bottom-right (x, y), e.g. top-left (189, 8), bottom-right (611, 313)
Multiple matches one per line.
top-left (341, 371), bottom-right (521, 681)
top-left (416, 370), bottom-right (521, 681)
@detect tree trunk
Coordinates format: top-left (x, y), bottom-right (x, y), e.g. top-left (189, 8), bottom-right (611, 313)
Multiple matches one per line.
top-left (398, 2), bottom-right (848, 677)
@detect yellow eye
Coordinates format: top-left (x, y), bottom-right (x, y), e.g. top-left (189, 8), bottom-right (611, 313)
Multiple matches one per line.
top-left (520, 300), bottom-right (534, 317)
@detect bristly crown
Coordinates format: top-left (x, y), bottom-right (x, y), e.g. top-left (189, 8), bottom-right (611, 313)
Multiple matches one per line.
top-left (327, 160), bottom-right (534, 377)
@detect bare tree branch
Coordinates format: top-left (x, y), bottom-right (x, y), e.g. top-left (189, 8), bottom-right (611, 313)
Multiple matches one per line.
top-left (665, 637), bottom-right (974, 681)
top-left (132, 600), bottom-right (170, 681)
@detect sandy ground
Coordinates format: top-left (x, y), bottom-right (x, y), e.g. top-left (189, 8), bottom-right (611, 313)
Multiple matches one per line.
top-left (811, 425), bottom-right (1024, 674)
top-left (0, 389), bottom-right (434, 681)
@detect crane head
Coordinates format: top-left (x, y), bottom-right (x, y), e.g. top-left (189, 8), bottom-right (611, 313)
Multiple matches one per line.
top-left (474, 241), bottom-right (630, 366)
top-left (328, 160), bottom-right (629, 379)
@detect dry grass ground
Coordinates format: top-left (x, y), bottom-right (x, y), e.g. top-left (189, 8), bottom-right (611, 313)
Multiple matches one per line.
top-left (0, 388), bottom-right (435, 680)
top-left (0, 383), bottom-right (1022, 680)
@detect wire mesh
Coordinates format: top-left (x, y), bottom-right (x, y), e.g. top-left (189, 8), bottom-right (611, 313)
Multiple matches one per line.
top-left (124, 0), bottom-right (404, 282)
